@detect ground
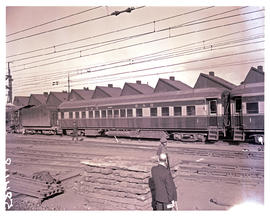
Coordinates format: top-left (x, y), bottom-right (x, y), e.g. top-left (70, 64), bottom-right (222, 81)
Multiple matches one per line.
top-left (5, 134), bottom-right (264, 210)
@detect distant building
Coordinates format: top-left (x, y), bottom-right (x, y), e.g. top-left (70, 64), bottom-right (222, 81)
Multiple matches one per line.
top-left (28, 92), bottom-right (48, 106)
top-left (13, 96), bottom-right (29, 106)
top-left (194, 71), bottom-right (236, 90)
top-left (92, 84), bottom-right (122, 99)
top-left (46, 91), bottom-right (69, 106)
top-left (68, 87), bottom-right (94, 101)
top-left (154, 76), bottom-right (192, 93)
top-left (121, 80), bottom-right (154, 96)
top-left (241, 66), bottom-right (264, 84)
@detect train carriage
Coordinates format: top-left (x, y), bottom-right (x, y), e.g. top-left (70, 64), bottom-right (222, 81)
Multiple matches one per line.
top-left (230, 82), bottom-right (264, 143)
top-left (20, 104), bottom-right (59, 135)
top-left (58, 87), bottom-right (230, 141)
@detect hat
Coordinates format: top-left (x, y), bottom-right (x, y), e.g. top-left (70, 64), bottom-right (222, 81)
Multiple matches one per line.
top-left (159, 153), bottom-right (167, 162)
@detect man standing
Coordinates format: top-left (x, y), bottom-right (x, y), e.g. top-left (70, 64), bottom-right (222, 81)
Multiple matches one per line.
top-left (151, 153), bottom-right (178, 210)
top-left (157, 136), bottom-right (170, 170)
top-left (72, 121), bottom-right (78, 142)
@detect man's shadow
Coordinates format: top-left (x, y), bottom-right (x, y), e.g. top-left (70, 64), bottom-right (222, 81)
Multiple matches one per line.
top-left (148, 177), bottom-right (156, 210)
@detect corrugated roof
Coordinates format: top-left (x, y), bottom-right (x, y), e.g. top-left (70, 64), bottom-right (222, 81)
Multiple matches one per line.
top-left (93, 86), bottom-right (122, 98)
top-left (50, 92), bottom-right (69, 102)
top-left (30, 94), bottom-right (48, 104)
top-left (121, 82), bottom-right (154, 95)
top-left (71, 89), bottom-right (94, 100)
top-left (242, 66), bottom-right (264, 84)
top-left (158, 78), bottom-right (192, 91)
top-left (198, 73), bottom-right (236, 90)
top-left (13, 96), bottom-right (29, 106)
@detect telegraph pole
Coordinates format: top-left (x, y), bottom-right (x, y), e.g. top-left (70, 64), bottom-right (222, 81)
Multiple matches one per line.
top-left (6, 62), bottom-right (13, 104)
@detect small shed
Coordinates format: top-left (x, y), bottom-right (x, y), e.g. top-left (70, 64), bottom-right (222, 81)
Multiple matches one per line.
top-left (154, 76), bottom-right (192, 93)
top-left (68, 88), bottom-right (94, 101)
top-left (242, 66), bottom-right (264, 84)
top-left (121, 80), bottom-right (154, 96)
top-left (193, 71), bottom-right (236, 90)
top-left (92, 84), bottom-right (122, 99)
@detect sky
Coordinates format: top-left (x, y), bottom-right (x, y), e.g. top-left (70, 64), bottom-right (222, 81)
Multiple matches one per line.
top-left (4, 2), bottom-right (265, 99)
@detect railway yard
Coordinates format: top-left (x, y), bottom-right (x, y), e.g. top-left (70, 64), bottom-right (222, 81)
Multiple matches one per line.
top-left (5, 133), bottom-right (264, 210)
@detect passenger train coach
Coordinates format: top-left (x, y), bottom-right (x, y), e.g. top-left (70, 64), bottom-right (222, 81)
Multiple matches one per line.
top-left (10, 66), bottom-right (264, 144)
top-left (57, 81), bottom-right (264, 143)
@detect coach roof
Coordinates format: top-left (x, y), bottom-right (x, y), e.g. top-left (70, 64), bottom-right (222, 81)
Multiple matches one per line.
top-left (59, 87), bottom-right (226, 109)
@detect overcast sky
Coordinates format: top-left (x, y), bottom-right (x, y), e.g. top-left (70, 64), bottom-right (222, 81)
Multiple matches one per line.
top-left (5, 2), bottom-right (265, 98)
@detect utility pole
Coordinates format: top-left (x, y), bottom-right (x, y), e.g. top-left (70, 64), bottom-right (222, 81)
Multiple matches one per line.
top-left (6, 62), bottom-right (13, 104)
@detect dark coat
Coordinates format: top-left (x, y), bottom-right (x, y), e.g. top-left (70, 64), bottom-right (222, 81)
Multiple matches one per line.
top-left (151, 164), bottom-right (177, 203)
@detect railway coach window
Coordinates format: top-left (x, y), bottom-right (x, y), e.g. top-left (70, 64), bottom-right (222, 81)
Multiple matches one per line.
top-left (246, 102), bottom-right (259, 114)
top-left (127, 109), bottom-right (133, 117)
top-left (75, 112), bottom-right (80, 119)
top-left (82, 111), bottom-right (86, 119)
top-left (174, 106), bottom-right (182, 116)
top-left (120, 109), bottom-right (126, 117)
top-left (150, 108), bottom-right (157, 116)
top-left (136, 108), bottom-right (143, 117)
top-left (114, 109), bottom-right (120, 118)
top-left (89, 110), bottom-right (93, 118)
top-left (102, 110), bottom-right (106, 118)
top-left (209, 100), bottom-right (217, 114)
top-left (187, 106), bottom-right (195, 116)
top-left (69, 112), bottom-right (73, 119)
top-left (95, 110), bottom-right (100, 118)
top-left (108, 109), bottom-right (113, 118)
top-left (162, 107), bottom-right (169, 116)
top-left (235, 98), bottom-right (242, 113)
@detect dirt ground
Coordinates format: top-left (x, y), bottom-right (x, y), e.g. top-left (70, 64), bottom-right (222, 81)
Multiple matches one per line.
top-left (5, 134), bottom-right (264, 211)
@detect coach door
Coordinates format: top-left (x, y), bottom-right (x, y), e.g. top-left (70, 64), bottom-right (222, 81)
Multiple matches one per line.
top-left (207, 98), bottom-right (218, 127)
top-left (233, 97), bottom-right (243, 127)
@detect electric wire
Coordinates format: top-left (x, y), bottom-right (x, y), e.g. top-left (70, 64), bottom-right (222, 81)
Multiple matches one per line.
top-left (11, 16), bottom-right (264, 73)
top-left (13, 58), bottom-right (264, 92)
top-left (6, 6), bottom-right (145, 43)
top-left (8, 7), bottom-right (260, 65)
top-left (11, 24), bottom-right (264, 83)
top-left (6, 6), bottom-right (102, 37)
top-left (6, 6), bottom-right (214, 57)
top-left (13, 42), bottom-right (263, 85)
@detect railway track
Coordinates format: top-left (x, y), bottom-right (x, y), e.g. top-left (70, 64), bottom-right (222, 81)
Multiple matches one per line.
top-left (7, 136), bottom-right (264, 161)
top-left (6, 135), bottom-right (264, 188)
top-left (6, 149), bottom-right (264, 188)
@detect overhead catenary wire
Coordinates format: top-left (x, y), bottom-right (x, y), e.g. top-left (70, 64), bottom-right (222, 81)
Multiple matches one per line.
top-left (11, 15), bottom-right (265, 73)
top-left (6, 6), bottom-right (103, 37)
top-left (11, 24), bottom-right (264, 82)
top-left (6, 6), bottom-right (215, 58)
top-left (8, 6), bottom-right (257, 64)
top-left (70, 48), bottom-right (265, 82)
top-left (72, 59), bottom-right (265, 87)
top-left (6, 6), bottom-right (145, 44)
top-left (13, 35), bottom-right (264, 85)
top-left (13, 42), bottom-right (264, 87)
top-left (13, 57), bottom-right (264, 92)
